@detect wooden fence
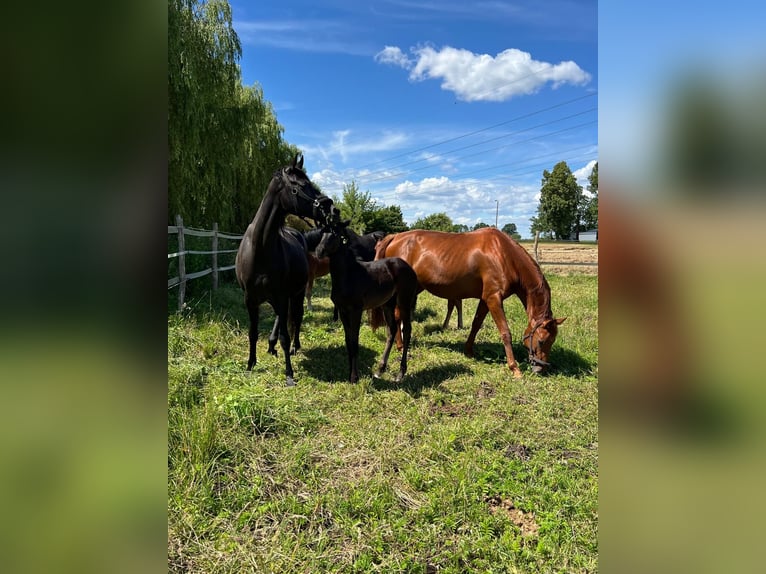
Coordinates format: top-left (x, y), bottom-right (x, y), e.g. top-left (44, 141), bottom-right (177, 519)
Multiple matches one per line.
top-left (168, 215), bottom-right (242, 311)
top-left (167, 221), bottom-right (597, 311)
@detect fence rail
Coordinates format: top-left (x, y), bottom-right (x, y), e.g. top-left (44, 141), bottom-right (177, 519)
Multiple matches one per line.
top-left (168, 216), bottom-right (242, 310)
top-left (168, 221), bottom-right (597, 311)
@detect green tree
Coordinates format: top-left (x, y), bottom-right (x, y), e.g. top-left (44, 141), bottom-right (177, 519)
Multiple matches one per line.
top-left (501, 222), bottom-right (522, 241)
top-left (473, 222), bottom-right (490, 230)
top-left (411, 212), bottom-right (455, 232)
top-left (533, 161), bottom-right (582, 240)
top-left (452, 224), bottom-right (470, 233)
top-left (579, 162), bottom-right (598, 231)
top-left (365, 205), bottom-right (409, 234)
top-left (168, 0), bottom-right (297, 231)
top-left (334, 181), bottom-right (378, 233)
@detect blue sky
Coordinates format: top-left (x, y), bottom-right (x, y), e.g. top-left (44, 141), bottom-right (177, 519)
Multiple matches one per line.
top-left (229, 0), bottom-right (597, 237)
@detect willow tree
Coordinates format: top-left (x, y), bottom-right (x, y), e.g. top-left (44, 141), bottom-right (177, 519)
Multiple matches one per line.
top-left (168, 0), bottom-right (297, 231)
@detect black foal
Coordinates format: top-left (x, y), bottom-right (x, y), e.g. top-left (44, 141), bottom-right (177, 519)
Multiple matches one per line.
top-left (315, 221), bottom-right (418, 384)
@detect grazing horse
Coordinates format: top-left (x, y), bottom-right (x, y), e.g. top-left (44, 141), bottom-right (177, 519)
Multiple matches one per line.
top-left (315, 221), bottom-right (418, 384)
top-left (235, 154), bottom-right (335, 386)
top-left (375, 227), bottom-right (565, 377)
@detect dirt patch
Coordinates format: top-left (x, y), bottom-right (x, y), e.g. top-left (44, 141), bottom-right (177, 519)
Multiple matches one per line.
top-left (428, 401), bottom-right (473, 417)
top-left (475, 381), bottom-right (496, 400)
top-left (520, 242), bottom-right (598, 275)
top-left (486, 496), bottom-right (540, 537)
top-left (504, 443), bottom-right (532, 461)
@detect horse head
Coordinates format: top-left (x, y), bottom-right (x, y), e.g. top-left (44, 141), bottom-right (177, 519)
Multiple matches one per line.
top-left (277, 154), bottom-right (335, 225)
top-left (522, 317), bottom-right (566, 373)
top-left (314, 219), bottom-right (352, 259)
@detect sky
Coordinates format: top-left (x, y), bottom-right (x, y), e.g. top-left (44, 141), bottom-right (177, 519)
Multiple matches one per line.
top-left (229, 0), bottom-right (597, 237)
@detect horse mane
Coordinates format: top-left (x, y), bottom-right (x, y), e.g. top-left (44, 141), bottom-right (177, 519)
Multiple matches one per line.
top-left (501, 234), bottom-right (553, 320)
top-left (303, 227), bottom-right (324, 252)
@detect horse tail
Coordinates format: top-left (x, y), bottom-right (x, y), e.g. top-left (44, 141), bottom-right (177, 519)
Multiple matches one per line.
top-left (374, 233), bottom-right (396, 261)
top-left (368, 306), bottom-right (385, 331)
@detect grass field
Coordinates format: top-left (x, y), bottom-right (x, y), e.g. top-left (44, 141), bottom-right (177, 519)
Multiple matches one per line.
top-left (168, 273), bottom-right (598, 573)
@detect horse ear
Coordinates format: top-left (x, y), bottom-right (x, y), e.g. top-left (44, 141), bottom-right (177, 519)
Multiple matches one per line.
top-left (555, 317), bottom-right (566, 325)
top-left (297, 154), bottom-right (304, 170)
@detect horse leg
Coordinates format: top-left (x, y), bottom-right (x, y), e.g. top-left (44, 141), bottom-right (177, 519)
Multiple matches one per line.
top-left (485, 293), bottom-right (523, 378)
top-left (395, 296), bottom-right (413, 383)
top-left (464, 300), bottom-right (489, 359)
top-left (375, 300), bottom-right (397, 378)
top-left (267, 317), bottom-right (279, 356)
top-left (442, 299), bottom-right (454, 329)
top-left (245, 296), bottom-right (259, 371)
top-left (339, 307), bottom-right (362, 384)
top-left (305, 277), bottom-right (314, 311)
top-left (394, 292), bottom-right (417, 352)
top-left (273, 300), bottom-right (297, 386)
top-left (456, 299), bottom-right (463, 329)
top-left (289, 291), bottom-right (304, 355)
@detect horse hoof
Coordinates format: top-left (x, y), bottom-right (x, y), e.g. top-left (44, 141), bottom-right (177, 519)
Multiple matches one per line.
top-left (285, 377), bottom-right (296, 387)
top-left (268, 349), bottom-right (278, 357)
top-left (394, 373), bottom-right (404, 383)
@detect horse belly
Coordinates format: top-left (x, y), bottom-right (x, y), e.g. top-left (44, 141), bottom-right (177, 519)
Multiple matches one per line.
top-left (413, 264), bottom-right (482, 299)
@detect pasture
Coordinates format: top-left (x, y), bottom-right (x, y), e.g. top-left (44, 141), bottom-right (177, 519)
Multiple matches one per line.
top-left (168, 272), bottom-right (597, 572)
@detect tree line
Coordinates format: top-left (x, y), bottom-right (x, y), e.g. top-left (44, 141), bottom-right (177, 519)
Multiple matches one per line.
top-left (169, 0), bottom-right (597, 240)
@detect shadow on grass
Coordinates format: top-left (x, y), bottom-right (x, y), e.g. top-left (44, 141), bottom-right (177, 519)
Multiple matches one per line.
top-left (371, 361), bottom-right (473, 396)
top-left (432, 340), bottom-right (593, 378)
top-left (300, 343), bottom-right (379, 383)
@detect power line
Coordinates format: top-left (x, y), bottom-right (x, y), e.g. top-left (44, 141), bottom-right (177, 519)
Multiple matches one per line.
top-left (357, 107), bottom-right (596, 183)
top-left (353, 92), bottom-right (597, 171)
top-left (360, 119), bottom-right (597, 186)
top-left (368, 145), bottom-right (597, 202)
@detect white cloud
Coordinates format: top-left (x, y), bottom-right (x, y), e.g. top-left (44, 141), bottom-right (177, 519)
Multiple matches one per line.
top-left (309, 169), bottom-right (542, 236)
top-left (573, 159), bottom-right (597, 193)
top-left (374, 46), bottom-right (412, 68)
top-left (375, 44), bottom-right (591, 101)
top-left (300, 129), bottom-right (409, 165)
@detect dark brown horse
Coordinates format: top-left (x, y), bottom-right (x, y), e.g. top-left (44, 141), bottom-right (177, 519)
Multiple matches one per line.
top-left (375, 227), bottom-right (565, 377)
top-left (303, 226), bottom-right (388, 314)
top-left (235, 154), bottom-right (335, 386)
top-left (315, 221), bottom-right (418, 384)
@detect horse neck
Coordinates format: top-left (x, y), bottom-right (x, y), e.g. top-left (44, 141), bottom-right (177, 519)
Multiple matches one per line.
top-left (513, 249), bottom-right (554, 325)
top-left (327, 242), bottom-right (357, 279)
top-left (250, 183), bottom-right (285, 249)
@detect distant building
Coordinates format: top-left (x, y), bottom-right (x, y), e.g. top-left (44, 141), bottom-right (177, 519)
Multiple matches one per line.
top-left (579, 228), bottom-right (598, 242)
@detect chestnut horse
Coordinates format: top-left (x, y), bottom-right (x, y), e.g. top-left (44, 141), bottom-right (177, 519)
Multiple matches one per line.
top-left (375, 227), bottom-right (565, 377)
top-left (235, 154), bottom-right (335, 386)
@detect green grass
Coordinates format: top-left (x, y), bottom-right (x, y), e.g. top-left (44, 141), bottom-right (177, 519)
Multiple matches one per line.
top-left (168, 274), bottom-right (598, 573)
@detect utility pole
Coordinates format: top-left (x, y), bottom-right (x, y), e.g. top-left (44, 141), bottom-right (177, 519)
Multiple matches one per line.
top-left (495, 200), bottom-right (499, 227)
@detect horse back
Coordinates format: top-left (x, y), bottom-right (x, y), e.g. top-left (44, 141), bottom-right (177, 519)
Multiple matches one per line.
top-left (378, 228), bottom-right (523, 298)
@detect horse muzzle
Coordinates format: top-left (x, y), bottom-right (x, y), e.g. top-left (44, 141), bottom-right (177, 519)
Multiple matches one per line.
top-left (313, 196), bottom-right (335, 225)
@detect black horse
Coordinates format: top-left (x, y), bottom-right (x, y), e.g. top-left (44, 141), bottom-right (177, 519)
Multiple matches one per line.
top-left (304, 226), bottom-right (386, 260)
top-left (235, 154), bottom-right (335, 386)
top-left (315, 220), bottom-right (418, 384)
top-left (303, 225), bottom-right (388, 317)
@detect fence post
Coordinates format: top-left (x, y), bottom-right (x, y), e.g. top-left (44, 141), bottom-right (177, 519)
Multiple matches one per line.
top-left (176, 214), bottom-right (186, 311)
top-left (212, 222), bottom-right (219, 290)
top-left (533, 231), bottom-right (540, 264)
